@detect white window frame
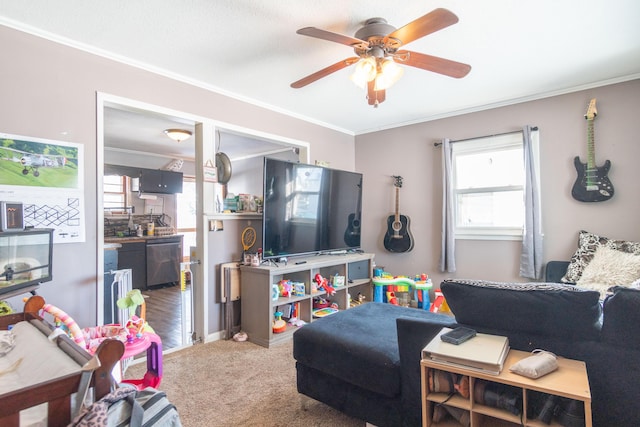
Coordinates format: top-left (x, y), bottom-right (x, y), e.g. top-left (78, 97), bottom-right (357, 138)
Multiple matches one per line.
top-left (452, 132), bottom-right (538, 241)
top-left (103, 175), bottom-right (128, 212)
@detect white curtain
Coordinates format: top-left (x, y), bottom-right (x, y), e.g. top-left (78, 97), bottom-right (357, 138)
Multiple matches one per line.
top-left (520, 125), bottom-right (543, 279)
top-left (439, 138), bottom-right (456, 273)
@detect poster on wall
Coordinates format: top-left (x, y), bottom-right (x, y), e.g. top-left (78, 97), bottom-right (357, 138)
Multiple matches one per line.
top-left (0, 132), bottom-right (85, 243)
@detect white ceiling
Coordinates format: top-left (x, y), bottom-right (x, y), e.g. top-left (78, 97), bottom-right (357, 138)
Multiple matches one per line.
top-left (101, 105), bottom-right (293, 162)
top-left (1, 0), bottom-right (639, 158)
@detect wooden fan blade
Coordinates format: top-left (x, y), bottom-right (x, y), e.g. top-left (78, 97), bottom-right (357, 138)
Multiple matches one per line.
top-left (397, 50), bottom-right (471, 78)
top-left (385, 8), bottom-right (459, 47)
top-left (297, 27), bottom-right (368, 50)
top-left (367, 80), bottom-right (386, 106)
top-left (291, 57), bottom-right (360, 88)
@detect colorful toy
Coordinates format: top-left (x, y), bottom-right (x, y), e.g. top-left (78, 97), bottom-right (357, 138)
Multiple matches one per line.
top-left (117, 289), bottom-right (154, 337)
top-left (386, 291), bottom-right (399, 305)
top-left (414, 278), bottom-right (433, 310)
top-left (431, 289), bottom-right (451, 314)
top-left (278, 279), bottom-right (292, 297)
top-left (372, 274), bottom-right (433, 309)
top-left (314, 273), bottom-right (336, 296)
top-left (82, 324), bottom-right (129, 354)
top-left (120, 332), bottom-right (163, 390)
top-left (331, 274), bottom-right (345, 287)
top-left (273, 311), bottom-right (286, 333)
top-left (373, 276), bottom-right (415, 303)
top-left (125, 315), bottom-right (147, 339)
top-left (0, 301), bottom-right (13, 316)
top-left (312, 307), bottom-right (339, 318)
top-left (313, 297), bottom-right (330, 309)
top-left (41, 303), bottom-right (86, 349)
top-left (293, 282), bottom-right (306, 296)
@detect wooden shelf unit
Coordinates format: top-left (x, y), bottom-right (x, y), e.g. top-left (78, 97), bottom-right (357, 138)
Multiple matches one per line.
top-left (240, 252), bottom-right (374, 348)
top-left (421, 349), bottom-right (592, 427)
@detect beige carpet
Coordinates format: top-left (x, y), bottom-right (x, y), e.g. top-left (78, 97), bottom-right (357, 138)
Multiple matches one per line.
top-left (124, 339), bottom-right (365, 427)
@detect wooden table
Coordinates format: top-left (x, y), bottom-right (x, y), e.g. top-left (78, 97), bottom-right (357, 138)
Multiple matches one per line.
top-left (421, 348), bottom-right (592, 427)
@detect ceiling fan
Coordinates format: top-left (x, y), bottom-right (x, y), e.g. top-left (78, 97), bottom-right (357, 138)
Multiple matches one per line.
top-left (291, 8), bottom-right (471, 107)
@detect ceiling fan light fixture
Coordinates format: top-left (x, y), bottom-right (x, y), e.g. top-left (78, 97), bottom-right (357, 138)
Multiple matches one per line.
top-left (374, 58), bottom-right (404, 91)
top-left (164, 128), bottom-right (192, 143)
top-left (292, 8), bottom-right (470, 108)
top-left (349, 57), bottom-right (377, 88)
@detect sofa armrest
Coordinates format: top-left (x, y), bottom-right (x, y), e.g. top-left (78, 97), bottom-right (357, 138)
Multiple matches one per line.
top-left (397, 315), bottom-right (457, 427)
top-left (545, 260), bottom-right (570, 283)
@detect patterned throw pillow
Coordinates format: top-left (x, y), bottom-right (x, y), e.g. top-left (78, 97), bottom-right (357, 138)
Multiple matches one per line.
top-left (562, 230), bottom-right (640, 283)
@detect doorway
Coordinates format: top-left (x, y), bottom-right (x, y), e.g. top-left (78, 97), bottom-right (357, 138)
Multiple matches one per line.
top-left (98, 93), bottom-right (310, 350)
top-left (100, 98), bottom-right (201, 352)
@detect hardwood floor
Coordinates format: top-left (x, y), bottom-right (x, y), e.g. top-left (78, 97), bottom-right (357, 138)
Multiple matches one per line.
top-left (141, 282), bottom-right (192, 351)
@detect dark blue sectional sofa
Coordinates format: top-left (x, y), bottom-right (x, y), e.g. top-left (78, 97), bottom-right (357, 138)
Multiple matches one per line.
top-left (293, 265), bottom-right (640, 427)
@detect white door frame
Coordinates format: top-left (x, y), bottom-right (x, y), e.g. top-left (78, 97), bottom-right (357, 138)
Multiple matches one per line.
top-left (96, 92), bottom-right (209, 344)
top-left (96, 92), bottom-right (310, 344)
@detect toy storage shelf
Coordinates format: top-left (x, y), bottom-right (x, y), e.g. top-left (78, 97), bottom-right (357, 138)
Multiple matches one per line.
top-left (421, 349), bottom-right (592, 427)
top-left (240, 252), bottom-right (374, 348)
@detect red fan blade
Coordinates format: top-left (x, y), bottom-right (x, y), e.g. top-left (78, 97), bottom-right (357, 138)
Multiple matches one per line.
top-left (291, 57), bottom-right (360, 88)
top-left (397, 50), bottom-right (471, 78)
top-left (367, 80), bottom-right (386, 106)
top-left (385, 8), bottom-right (459, 48)
top-left (297, 27), bottom-right (368, 50)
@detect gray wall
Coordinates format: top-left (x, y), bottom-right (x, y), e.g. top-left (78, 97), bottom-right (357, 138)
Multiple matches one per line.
top-left (2, 22), bottom-right (637, 330)
top-left (0, 25), bottom-right (354, 328)
top-left (355, 79), bottom-right (640, 287)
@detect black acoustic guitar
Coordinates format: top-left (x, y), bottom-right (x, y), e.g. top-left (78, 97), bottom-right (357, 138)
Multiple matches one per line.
top-left (343, 177), bottom-right (362, 247)
top-left (571, 98), bottom-right (614, 202)
top-left (383, 176), bottom-right (414, 253)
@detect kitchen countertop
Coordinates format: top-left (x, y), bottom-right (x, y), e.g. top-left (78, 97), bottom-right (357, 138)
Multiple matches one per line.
top-left (104, 234), bottom-right (183, 243)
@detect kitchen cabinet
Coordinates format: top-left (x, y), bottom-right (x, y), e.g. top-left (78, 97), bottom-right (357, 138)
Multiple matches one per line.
top-left (109, 235), bottom-right (183, 290)
top-left (138, 169), bottom-right (183, 194)
top-left (117, 241), bottom-right (147, 290)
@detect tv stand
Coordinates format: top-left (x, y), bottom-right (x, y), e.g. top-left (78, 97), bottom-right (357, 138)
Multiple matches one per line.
top-left (240, 252), bottom-right (374, 348)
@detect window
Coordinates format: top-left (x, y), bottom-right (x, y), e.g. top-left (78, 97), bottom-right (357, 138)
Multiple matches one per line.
top-left (176, 178), bottom-right (197, 260)
top-left (103, 175), bottom-right (127, 210)
top-left (452, 132), bottom-right (529, 239)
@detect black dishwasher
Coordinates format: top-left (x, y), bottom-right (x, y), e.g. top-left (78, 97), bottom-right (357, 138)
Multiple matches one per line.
top-left (146, 236), bottom-right (182, 288)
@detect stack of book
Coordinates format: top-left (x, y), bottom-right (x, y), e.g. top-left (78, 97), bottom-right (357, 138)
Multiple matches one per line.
top-left (422, 328), bottom-right (510, 375)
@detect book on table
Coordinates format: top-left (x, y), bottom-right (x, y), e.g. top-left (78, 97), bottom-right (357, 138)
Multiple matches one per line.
top-left (422, 327), bottom-right (510, 375)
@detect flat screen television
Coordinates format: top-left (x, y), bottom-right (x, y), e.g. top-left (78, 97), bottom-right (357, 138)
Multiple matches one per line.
top-left (262, 158), bottom-right (363, 260)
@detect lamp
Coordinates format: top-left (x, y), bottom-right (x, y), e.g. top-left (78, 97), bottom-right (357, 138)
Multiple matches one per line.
top-left (163, 129), bottom-right (192, 143)
top-left (350, 56), bottom-right (404, 103)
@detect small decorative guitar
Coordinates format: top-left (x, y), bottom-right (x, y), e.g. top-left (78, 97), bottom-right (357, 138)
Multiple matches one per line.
top-left (343, 177), bottom-right (362, 247)
top-left (383, 175), bottom-right (414, 253)
top-left (571, 98), bottom-right (614, 202)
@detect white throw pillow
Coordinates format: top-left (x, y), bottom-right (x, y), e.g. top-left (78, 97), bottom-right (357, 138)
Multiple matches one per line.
top-left (562, 230), bottom-right (640, 283)
top-left (577, 246), bottom-right (640, 298)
